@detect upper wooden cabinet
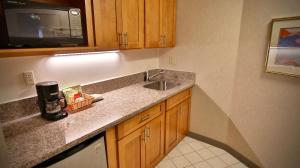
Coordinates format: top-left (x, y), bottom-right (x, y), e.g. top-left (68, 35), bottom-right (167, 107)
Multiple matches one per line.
top-left (145, 0), bottom-right (176, 48)
top-left (93, 0), bottom-right (119, 50)
top-left (93, 0), bottom-right (144, 50)
top-left (116, 0), bottom-right (144, 49)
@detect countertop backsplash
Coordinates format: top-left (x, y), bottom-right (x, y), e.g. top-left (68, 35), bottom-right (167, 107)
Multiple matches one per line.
top-left (0, 69), bottom-right (194, 124)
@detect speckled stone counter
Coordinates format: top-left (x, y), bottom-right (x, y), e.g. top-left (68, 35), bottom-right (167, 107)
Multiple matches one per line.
top-left (2, 70), bottom-right (195, 168)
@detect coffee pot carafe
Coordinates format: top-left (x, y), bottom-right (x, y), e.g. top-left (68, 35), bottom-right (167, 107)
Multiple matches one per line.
top-left (36, 81), bottom-right (68, 121)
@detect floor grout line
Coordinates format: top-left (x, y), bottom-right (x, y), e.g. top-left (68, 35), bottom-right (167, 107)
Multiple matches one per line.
top-left (158, 136), bottom-right (248, 168)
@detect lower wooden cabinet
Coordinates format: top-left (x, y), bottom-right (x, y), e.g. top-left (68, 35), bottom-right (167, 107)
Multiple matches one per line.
top-left (145, 113), bottom-right (165, 168)
top-left (179, 98), bottom-right (190, 140)
top-left (118, 126), bottom-right (146, 168)
top-left (165, 98), bottom-right (191, 153)
top-left (165, 105), bottom-right (180, 153)
top-left (118, 114), bottom-right (165, 168)
top-left (106, 88), bottom-right (192, 168)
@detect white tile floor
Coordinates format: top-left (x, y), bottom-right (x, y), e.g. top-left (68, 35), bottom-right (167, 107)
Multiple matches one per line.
top-left (156, 137), bottom-right (248, 168)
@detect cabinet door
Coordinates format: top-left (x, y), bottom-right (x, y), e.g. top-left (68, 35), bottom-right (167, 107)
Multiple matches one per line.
top-left (93, 0), bottom-right (119, 50)
top-left (145, 0), bottom-right (160, 48)
top-left (165, 105), bottom-right (180, 153)
top-left (179, 98), bottom-right (190, 140)
top-left (118, 126), bottom-right (146, 168)
top-left (145, 114), bottom-right (165, 168)
top-left (116, 0), bottom-right (144, 49)
top-left (145, 0), bottom-right (176, 48)
top-left (161, 0), bottom-right (176, 47)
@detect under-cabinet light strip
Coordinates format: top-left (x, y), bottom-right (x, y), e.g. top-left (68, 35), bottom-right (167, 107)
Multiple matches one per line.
top-left (54, 50), bottom-right (120, 56)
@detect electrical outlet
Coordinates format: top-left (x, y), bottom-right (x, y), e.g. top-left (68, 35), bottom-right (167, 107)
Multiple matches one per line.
top-left (169, 55), bottom-right (177, 65)
top-left (23, 71), bottom-right (35, 85)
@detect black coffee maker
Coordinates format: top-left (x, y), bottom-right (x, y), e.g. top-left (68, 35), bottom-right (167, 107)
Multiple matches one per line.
top-left (36, 81), bottom-right (68, 121)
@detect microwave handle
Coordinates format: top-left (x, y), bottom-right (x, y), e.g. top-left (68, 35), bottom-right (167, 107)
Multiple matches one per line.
top-left (69, 8), bottom-right (83, 37)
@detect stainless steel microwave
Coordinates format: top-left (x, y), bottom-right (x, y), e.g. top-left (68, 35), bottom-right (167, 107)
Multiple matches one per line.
top-left (1, 0), bottom-right (85, 48)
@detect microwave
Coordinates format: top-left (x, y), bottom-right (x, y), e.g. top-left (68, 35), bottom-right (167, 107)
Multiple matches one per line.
top-left (1, 0), bottom-right (85, 48)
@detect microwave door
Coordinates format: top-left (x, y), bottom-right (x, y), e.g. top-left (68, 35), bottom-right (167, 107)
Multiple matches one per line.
top-left (5, 9), bottom-right (71, 47)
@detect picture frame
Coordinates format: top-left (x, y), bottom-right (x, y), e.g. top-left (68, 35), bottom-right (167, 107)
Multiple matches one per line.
top-left (265, 16), bottom-right (300, 77)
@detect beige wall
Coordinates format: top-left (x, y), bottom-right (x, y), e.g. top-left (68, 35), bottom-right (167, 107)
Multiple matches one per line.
top-left (159, 0), bottom-right (261, 164)
top-left (160, 0), bottom-right (300, 167)
top-left (159, 0), bottom-right (243, 115)
top-left (230, 0), bottom-right (300, 167)
top-left (159, 0), bottom-right (244, 145)
top-left (190, 86), bottom-right (229, 143)
top-left (0, 49), bottom-right (159, 104)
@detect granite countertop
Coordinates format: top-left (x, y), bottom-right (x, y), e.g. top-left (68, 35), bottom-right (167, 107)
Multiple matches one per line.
top-left (3, 78), bottom-right (195, 168)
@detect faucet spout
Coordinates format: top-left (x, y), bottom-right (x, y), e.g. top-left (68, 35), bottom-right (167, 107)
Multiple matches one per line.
top-left (145, 70), bottom-right (165, 81)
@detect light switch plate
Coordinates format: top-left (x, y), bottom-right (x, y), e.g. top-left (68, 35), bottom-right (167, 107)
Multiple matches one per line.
top-left (23, 71), bottom-right (35, 85)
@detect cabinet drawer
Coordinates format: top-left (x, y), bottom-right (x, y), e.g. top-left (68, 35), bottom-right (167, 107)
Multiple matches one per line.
top-left (117, 102), bottom-right (165, 140)
top-left (166, 88), bottom-right (191, 110)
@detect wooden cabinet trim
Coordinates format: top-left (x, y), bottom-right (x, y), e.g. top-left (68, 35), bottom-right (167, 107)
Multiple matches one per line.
top-left (0, 47), bottom-right (97, 58)
top-left (172, 0), bottom-right (177, 47)
top-left (85, 0), bottom-right (95, 47)
top-left (106, 127), bottom-right (119, 168)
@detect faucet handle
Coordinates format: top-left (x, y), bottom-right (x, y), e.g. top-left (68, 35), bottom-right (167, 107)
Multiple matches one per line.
top-left (144, 70), bottom-right (149, 81)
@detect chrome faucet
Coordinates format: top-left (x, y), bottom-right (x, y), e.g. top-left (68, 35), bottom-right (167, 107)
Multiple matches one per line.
top-left (145, 70), bottom-right (165, 81)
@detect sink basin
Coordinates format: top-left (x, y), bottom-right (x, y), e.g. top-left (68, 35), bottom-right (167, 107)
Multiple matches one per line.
top-left (143, 80), bottom-right (179, 91)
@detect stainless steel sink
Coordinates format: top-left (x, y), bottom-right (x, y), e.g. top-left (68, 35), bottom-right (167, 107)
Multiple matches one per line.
top-left (143, 80), bottom-right (179, 91)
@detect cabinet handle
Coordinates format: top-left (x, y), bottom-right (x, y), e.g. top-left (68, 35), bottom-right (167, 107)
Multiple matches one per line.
top-left (122, 33), bottom-right (126, 48)
top-left (124, 32), bottom-right (128, 48)
top-left (160, 35), bottom-right (164, 47)
top-left (140, 114), bottom-right (150, 123)
top-left (179, 106), bottom-right (182, 116)
top-left (118, 33), bottom-right (123, 48)
top-left (141, 130), bottom-right (146, 141)
top-left (145, 127), bottom-right (150, 138)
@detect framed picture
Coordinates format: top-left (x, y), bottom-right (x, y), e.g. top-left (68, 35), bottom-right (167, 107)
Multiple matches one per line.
top-left (266, 16), bottom-right (300, 77)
